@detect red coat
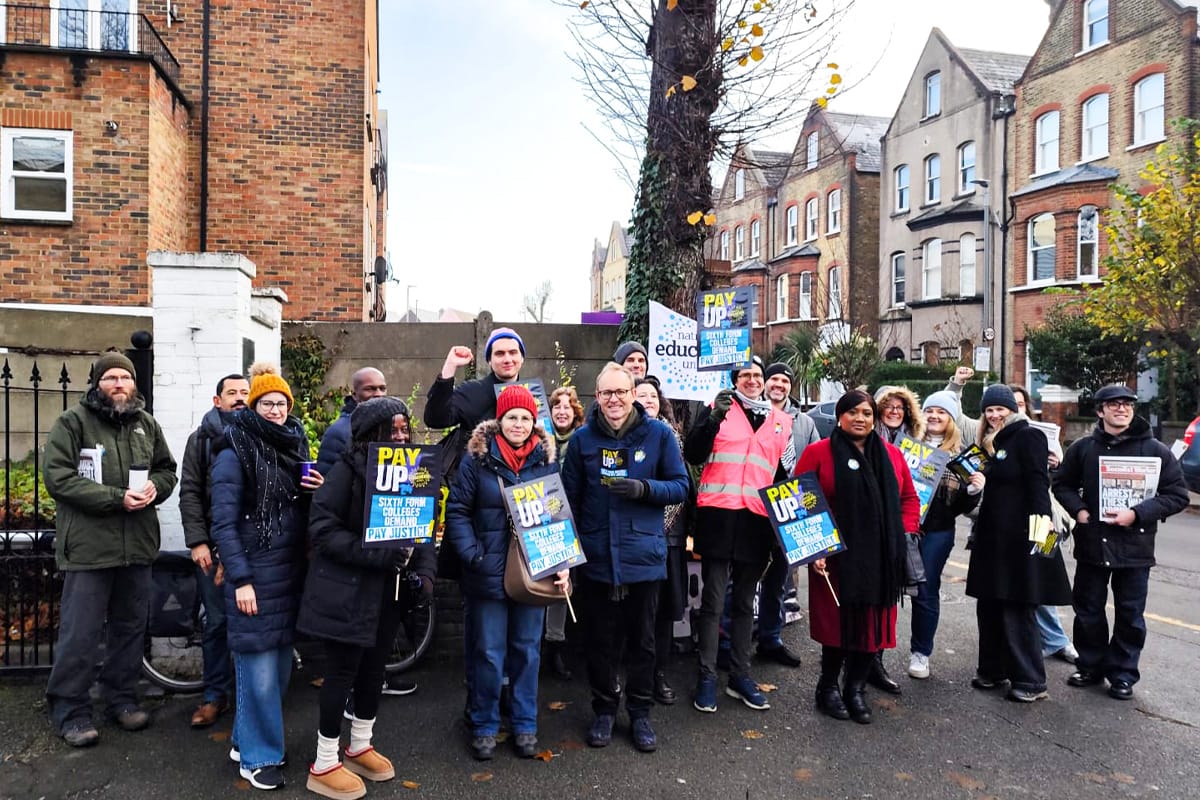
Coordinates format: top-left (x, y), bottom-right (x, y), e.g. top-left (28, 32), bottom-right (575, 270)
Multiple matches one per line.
top-left (795, 438), bottom-right (920, 651)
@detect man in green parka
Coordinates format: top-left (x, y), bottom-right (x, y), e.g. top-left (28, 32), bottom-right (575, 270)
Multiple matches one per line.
top-left (42, 351), bottom-right (177, 747)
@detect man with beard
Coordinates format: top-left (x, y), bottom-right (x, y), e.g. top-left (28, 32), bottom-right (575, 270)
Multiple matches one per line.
top-left (178, 373), bottom-right (249, 728)
top-left (43, 351), bottom-right (178, 746)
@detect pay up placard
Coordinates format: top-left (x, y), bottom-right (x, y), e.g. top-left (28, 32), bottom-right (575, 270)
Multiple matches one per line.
top-left (695, 286), bottom-right (755, 372)
top-left (758, 472), bottom-right (845, 566)
top-left (362, 443), bottom-right (441, 547)
top-left (500, 473), bottom-right (587, 580)
top-left (496, 379), bottom-right (553, 435)
top-left (896, 435), bottom-right (951, 523)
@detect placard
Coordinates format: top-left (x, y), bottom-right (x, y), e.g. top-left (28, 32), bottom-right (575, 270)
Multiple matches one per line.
top-left (1098, 456), bottom-right (1161, 517)
top-left (501, 473), bottom-right (587, 580)
top-left (947, 443), bottom-right (990, 483)
top-left (696, 287), bottom-right (755, 372)
top-left (896, 436), bottom-right (952, 523)
top-left (758, 472), bottom-right (845, 567)
top-left (362, 443), bottom-right (441, 547)
top-left (496, 379), bottom-right (553, 435)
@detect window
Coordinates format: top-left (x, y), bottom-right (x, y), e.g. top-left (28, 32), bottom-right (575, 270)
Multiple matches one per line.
top-left (806, 132), bottom-right (818, 170)
top-left (52, 0), bottom-right (137, 51)
top-left (750, 219), bottom-right (761, 257)
top-left (826, 189), bottom-right (841, 233)
top-left (891, 252), bottom-right (906, 307)
top-left (734, 168), bottom-right (745, 200)
top-left (958, 142), bottom-right (976, 194)
top-left (1081, 93), bottom-right (1109, 160)
top-left (827, 267), bottom-right (842, 319)
top-left (719, 230), bottom-right (730, 260)
top-left (1078, 205), bottom-right (1099, 278)
top-left (1029, 213), bottom-right (1056, 282)
top-left (1, 128), bottom-right (73, 221)
top-left (894, 164), bottom-right (910, 212)
top-left (922, 239), bottom-right (942, 300)
top-left (775, 275), bottom-right (789, 320)
top-left (959, 234), bottom-right (977, 296)
top-left (924, 155), bottom-right (941, 204)
top-left (734, 225), bottom-right (745, 260)
top-left (785, 205), bottom-right (798, 246)
top-left (1035, 111), bottom-right (1060, 174)
top-left (798, 272), bottom-right (813, 319)
top-left (1083, 0), bottom-right (1108, 49)
top-left (804, 198), bottom-right (818, 241)
top-left (1134, 74), bottom-right (1165, 145)
top-left (924, 72), bottom-right (941, 117)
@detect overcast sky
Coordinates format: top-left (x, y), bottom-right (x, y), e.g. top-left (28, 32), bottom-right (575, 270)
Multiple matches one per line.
top-left (379, 0), bottom-right (1052, 324)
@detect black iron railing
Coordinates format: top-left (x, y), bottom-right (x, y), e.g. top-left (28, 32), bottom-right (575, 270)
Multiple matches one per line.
top-left (0, 3), bottom-right (181, 89)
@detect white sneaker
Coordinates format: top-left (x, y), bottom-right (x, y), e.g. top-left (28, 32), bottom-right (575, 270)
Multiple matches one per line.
top-left (908, 652), bottom-right (930, 679)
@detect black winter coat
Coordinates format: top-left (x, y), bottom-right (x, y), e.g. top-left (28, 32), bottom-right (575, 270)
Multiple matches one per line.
top-left (1052, 417), bottom-right (1190, 568)
top-left (315, 396), bottom-right (356, 477)
top-left (966, 417), bottom-right (1071, 605)
top-left (179, 406), bottom-right (232, 549)
top-left (296, 447), bottom-right (435, 648)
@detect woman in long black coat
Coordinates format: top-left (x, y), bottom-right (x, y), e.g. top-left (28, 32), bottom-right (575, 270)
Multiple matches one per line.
top-left (965, 385), bottom-right (1071, 703)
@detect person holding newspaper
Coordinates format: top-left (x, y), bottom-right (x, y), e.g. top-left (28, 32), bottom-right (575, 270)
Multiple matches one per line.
top-left (1051, 384), bottom-right (1190, 700)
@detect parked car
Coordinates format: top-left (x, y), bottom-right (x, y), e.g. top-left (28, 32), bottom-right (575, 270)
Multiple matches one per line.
top-left (807, 401), bottom-right (836, 439)
top-left (1181, 416), bottom-right (1200, 494)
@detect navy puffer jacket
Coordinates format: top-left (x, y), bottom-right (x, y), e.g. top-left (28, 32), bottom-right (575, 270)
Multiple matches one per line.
top-left (561, 403), bottom-right (689, 585)
top-left (444, 421), bottom-right (558, 600)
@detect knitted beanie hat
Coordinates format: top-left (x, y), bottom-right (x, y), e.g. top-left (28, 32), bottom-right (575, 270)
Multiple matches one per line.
top-left (484, 328), bottom-right (525, 361)
top-left (350, 396), bottom-right (409, 441)
top-left (980, 383), bottom-right (1019, 413)
top-left (496, 384), bottom-right (538, 420)
top-left (91, 351), bottom-right (136, 385)
top-left (613, 341), bottom-right (647, 365)
top-left (247, 362), bottom-right (294, 410)
top-left (763, 362), bottom-right (794, 382)
top-left (922, 390), bottom-right (961, 420)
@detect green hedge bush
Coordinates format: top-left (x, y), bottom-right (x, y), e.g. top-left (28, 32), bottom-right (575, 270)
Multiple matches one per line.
top-left (0, 461), bottom-right (56, 529)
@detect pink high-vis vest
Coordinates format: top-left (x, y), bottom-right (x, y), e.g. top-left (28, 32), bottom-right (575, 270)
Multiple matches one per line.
top-left (697, 401), bottom-right (791, 516)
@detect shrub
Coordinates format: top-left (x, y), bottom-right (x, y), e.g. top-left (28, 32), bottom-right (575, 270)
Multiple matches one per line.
top-left (0, 461), bottom-right (56, 529)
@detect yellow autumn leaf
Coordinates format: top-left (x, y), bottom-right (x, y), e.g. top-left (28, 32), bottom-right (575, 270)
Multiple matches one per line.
top-left (534, 750), bottom-right (555, 762)
top-left (703, 213), bottom-right (717, 225)
top-left (471, 772), bottom-right (494, 782)
top-left (741, 729), bottom-right (765, 739)
top-left (816, 96), bottom-right (828, 108)
top-left (750, 46), bottom-right (764, 61)
top-left (667, 0), bottom-right (678, 8)
top-left (665, 84), bottom-right (677, 98)
top-left (738, 56), bottom-right (749, 67)
top-left (753, 1), bottom-right (763, 9)
top-left (722, 38), bottom-right (734, 51)
top-left (401, 780), bottom-right (420, 790)
top-left (687, 211), bottom-right (704, 225)
top-left (751, 23), bottom-right (764, 36)
top-left (827, 62), bottom-right (839, 69)
top-left (681, 75), bottom-right (698, 91)
top-left (757, 682), bottom-right (777, 692)
top-left (737, 19), bottom-right (748, 28)
top-left (826, 86), bottom-right (837, 94)
top-left (830, 73), bottom-right (842, 85)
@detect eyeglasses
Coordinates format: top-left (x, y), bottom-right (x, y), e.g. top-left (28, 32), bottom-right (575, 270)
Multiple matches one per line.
top-left (99, 375), bottom-right (134, 384)
top-left (597, 388), bottom-right (631, 400)
top-left (1103, 400), bottom-right (1135, 409)
top-left (881, 404), bottom-right (904, 413)
top-left (258, 400), bottom-right (289, 411)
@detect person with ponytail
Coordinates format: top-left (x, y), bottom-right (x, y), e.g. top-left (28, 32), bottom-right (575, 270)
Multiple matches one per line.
top-left (210, 363), bottom-right (324, 790)
top-left (794, 390), bottom-right (920, 725)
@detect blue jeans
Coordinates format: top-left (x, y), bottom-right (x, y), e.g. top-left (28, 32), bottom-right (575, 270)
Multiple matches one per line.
top-left (1036, 605), bottom-right (1070, 656)
top-left (465, 596), bottom-right (543, 737)
top-left (756, 549), bottom-right (789, 647)
top-left (910, 530), bottom-right (956, 657)
top-left (233, 646), bottom-right (292, 770)
top-left (197, 563), bottom-right (232, 704)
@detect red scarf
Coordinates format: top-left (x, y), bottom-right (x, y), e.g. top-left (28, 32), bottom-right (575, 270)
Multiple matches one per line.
top-left (496, 434), bottom-right (538, 474)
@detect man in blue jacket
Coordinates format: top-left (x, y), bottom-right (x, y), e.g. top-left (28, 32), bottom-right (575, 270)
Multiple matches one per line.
top-left (562, 362), bottom-right (689, 754)
top-left (1052, 384), bottom-right (1190, 700)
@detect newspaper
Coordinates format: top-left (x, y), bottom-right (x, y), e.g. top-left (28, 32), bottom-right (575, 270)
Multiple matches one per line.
top-left (1097, 456), bottom-right (1160, 516)
top-left (1028, 421), bottom-right (1061, 449)
top-left (77, 446), bottom-right (104, 484)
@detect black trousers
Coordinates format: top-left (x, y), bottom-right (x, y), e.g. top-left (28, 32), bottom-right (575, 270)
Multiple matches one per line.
top-left (316, 589), bottom-right (407, 737)
top-left (1072, 561), bottom-right (1150, 685)
top-left (697, 556), bottom-right (768, 679)
top-left (976, 598), bottom-right (1045, 692)
top-left (578, 576), bottom-right (660, 720)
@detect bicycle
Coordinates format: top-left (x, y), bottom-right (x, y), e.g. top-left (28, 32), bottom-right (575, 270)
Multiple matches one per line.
top-left (142, 551), bottom-right (436, 693)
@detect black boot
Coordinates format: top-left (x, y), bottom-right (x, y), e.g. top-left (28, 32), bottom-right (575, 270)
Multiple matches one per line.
top-left (844, 652), bottom-right (873, 724)
top-left (653, 671), bottom-right (677, 705)
top-left (547, 641), bottom-right (572, 680)
top-left (815, 647), bottom-right (850, 720)
top-left (867, 650), bottom-right (902, 695)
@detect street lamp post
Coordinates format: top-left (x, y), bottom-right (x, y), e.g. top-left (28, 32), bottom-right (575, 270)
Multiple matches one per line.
top-left (405, 284), bottom-right (417, 322)
top-left (972, 178), bottom-right (993, 380)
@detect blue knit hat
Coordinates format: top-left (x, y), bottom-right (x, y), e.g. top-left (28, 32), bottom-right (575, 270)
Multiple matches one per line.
top-left (980, 384), bottom-right (1019, 413)
top-left (484, 328), bottom-right (525, 361)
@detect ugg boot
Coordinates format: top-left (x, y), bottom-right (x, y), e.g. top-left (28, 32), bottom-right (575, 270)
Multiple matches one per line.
top-left (344, 747), bottom-right (395, 782)
top-left (306, 764), bottom-right (366, 800)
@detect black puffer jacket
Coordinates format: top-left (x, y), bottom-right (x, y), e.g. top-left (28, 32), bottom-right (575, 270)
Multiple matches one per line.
top-left (1052, 417), bottom-right (1190, 568)
top-left (179, 406), bottom-right (233, 549)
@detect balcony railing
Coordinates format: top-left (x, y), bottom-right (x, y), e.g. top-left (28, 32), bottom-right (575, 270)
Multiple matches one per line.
top-left (0, 4), bottom-right (181, 91)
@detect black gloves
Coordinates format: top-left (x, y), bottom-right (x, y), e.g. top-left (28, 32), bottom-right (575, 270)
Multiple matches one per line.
top-left (607, 478), bottom-right (648, 500)
top-left (711, 389), bottom-right (735, 422)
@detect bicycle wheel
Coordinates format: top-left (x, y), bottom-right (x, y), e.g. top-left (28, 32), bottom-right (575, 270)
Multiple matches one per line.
top-left (142, 605), bottom-right (206, 693)
top-left (384, 600), bottom-right (436, 674)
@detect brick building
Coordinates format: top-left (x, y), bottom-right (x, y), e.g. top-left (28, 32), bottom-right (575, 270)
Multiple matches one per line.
top-left (0, 1), bottom-right (386, 321)
top-left (1008, 0), bottom-right (1199, 388)
top-left (710, 109), bottom-right (887, 366)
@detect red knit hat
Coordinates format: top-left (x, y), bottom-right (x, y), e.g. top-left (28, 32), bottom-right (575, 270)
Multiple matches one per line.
top-left (496, 384), bottom-right (538, 420)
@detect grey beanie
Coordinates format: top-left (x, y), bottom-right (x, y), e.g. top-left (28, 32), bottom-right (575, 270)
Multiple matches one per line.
top-left (613, 341), bottom-right (647, 365)
top-left (980, 384), bottom-right (1019, 413)
top-left (922, 390), bottom-right (961, 420)
top-left (351, 396), bottom-right (410, 441)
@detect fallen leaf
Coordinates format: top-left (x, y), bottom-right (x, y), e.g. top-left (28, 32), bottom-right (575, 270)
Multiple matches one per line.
top-left (703, 212), bottom-right (717, 226)
top-left (945, 771), bottom-right (985, 791)
top-left (494, 731), bottom-right (509, 743)
top-left (750, 46), bottom-right (765, 62)
top-left (793, 768), bottom-right (813, 781)
top-left (547, 701), bottom-right (569, 711)
top-left (309, 678), bottom-right (325, 688)
top-left (687, 211), bottom-right (704, 225)
top-left (741, 729), bottom-right (765, 740)
top-left (471, 771), bottom-right (494, 782)
top-left (751, 23), bottom-right (764, 36)
top-left (209, 730), bottom-right (231, 742)
top-left (875, 697), bottom-right (898, 711)
top-left (895, 772), bottom-right (914, 781)
top-left (681, 75), bottom-right (698, 91)
top-left (235, 779), bottom-right (250, 790)
top-left (1113, 773), bottom-right (1136, 785)
top-left (534, 750), bottom-right (555, 762)
top-left (1080, 772), bottom-right (1108, 784)
top-left (401, 780), bottom-right (420, 790)
top-left (756, 683), bottom-right (777, 692)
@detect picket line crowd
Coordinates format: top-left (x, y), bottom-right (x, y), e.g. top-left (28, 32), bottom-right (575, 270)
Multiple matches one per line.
top-left (38, 327), bottom-right (1191, 797)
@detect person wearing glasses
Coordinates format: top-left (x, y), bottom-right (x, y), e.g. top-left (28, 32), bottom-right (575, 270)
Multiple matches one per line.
top-left (1052, 384), bottom-right (1189, 701)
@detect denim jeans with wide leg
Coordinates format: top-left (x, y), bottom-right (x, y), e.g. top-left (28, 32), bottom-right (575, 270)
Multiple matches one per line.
top-left (46, 565), bottom-right (151, 731)
top-left (465, 595), bottom-right (544, 737)
top-left (233, 645), bottom-right (293, 770)
top-left (910, 529), bottom-right (956, 657)
top-left (1035, 605), bottom-right (1070, 656)
top-left (196, 563), bottom-right (232, 705)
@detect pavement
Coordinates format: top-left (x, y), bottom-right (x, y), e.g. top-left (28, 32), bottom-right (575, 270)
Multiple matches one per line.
top-left (2, 513), bottom-right (1199, 800)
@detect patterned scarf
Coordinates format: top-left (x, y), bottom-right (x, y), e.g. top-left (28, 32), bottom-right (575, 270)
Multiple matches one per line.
top-left (225, 408), bottom-right (309, 551)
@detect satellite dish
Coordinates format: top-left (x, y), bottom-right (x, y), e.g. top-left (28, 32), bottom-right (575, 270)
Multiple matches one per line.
top-left (373, 256), bottom-right (389, 286)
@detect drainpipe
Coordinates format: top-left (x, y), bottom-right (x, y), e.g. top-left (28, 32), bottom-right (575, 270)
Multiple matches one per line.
top-left (995, 93), bottom-right (1016, 383)
top-left (199, 0), bottom-right (211, 250)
